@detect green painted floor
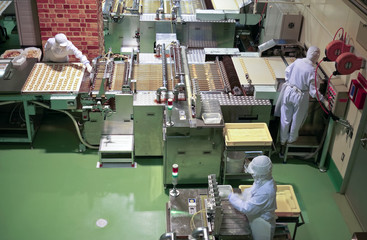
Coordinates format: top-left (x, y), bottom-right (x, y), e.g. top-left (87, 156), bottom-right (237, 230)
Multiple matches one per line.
top-left (0, 112), bottom-right (355, 240)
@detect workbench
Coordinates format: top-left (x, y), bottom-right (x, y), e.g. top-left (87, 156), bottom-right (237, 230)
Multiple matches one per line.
top-left (166, 188), bottom-right (251, 239)
top-left (166, 186), bottom-right (304, 240)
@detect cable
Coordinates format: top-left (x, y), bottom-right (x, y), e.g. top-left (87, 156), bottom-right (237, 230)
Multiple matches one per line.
top-left (0, 101), bottom-right (19, 106)
top-left (258, 3), bottom-right (267, 27)
top-left (31, 101), bottom-right (99, 149)
top-left (190, 209), bottom-right (206, 230)
top-left (333, 27), bottom-right (344, 41)
top-left (314, 59), bottom-right (329, 114)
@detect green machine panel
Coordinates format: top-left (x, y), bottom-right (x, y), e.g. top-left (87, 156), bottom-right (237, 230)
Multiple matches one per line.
top-left (134, 105), bottom-right (164, 156)
top-left (164, 126), bottom-right (224, 185)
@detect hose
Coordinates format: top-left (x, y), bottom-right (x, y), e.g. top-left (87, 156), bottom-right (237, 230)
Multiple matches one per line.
top-left (31, 101), bottom-right (99, 149)
top-left (0, 101), bottom-right (20, 106)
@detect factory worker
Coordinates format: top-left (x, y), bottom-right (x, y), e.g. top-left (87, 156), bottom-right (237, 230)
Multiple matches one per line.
top-left (228, 155), bottom-right (277, 240)
top-left (278, 46), bottom-right (324, 155)
top-left (43, 33), bottom-right (92, 73)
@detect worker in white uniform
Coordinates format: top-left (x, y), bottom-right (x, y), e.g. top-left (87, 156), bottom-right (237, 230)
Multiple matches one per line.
top-left (278, 46), bottom-right (324, 155)
top-left (228, 155), bottom-right (277, 240)
top-left (43, 33), bottom-right (92, 72)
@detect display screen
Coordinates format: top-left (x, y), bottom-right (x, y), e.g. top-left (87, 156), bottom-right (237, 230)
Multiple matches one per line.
top-left (350, 84), bottom-right (356, 100)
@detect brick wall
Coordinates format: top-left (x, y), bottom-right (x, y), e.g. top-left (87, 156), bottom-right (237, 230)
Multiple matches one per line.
top-left (36, 0), bottom-right (105, 62)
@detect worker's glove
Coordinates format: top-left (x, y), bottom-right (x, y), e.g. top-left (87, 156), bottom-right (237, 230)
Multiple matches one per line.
top-left (86, 63), bottom-right (92, 73)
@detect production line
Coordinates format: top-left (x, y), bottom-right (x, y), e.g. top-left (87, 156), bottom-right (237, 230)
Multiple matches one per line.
top-left (1, 0), bottom-right (367, 239)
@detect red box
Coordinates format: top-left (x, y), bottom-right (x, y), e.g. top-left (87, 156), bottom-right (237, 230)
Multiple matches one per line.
top-left (349, 79), bottom-right (367, 109)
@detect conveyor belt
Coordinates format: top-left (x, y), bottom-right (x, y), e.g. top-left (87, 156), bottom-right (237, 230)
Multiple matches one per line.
top-left (132, 64), bottom-right (179, 91)
top-left (142, 0), bottom-right (204, 14)
top-left (189, 63), bottom-right (224, 91)
top-left (111, 63), bottom-right (125, 91)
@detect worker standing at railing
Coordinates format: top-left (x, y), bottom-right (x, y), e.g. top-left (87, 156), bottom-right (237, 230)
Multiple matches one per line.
top-left (276, 46), bottom-right (326, 156)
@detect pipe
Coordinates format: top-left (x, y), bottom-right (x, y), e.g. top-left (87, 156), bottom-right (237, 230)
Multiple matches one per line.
top-left (159, 232), bottom-right (176, 240)
top-left (0, 101), bottom-right (20, 106)
top-left (191, 227), bottom-right (209, 240)
top-left (319, 117), bottom-right (335, 172)
top-left (31, 101), bottom-right (99, 149)
top-left (162, 43), bottom-right (167, 89)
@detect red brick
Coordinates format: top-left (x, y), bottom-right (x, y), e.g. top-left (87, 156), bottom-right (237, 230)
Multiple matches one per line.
top-left (38, 8), bottom-right (50, 13)
top-left (84, 0), bottom-right (96, 4)
top-left (69, 19), bottom-right (80, 22)
top-left (68, 9), bottom-right (80, 14)
top-left (40, 27), bottom-right (52, 31)
top-left (71, 5), bottom-right (78, 8)
top-left (81, 41), bottom-right (88, 45)
top-left (91, 32), bottom-right (99, 36)
top-left (78, 5), bottom-right (85, 9)
top-left (57, 27), bottom-right (69, 31)
top-left (54, 0), bottom-right (66, 3)
top-left (80, 23), bottom-right (86, 27)
top-left (49, 4), bottom-right (55, 8)
top-left (73, 32), bottom-right (81, 36)
top-left (66, 23), bottom-right (72, 27)
top-left (49, 14), bottom-right (56, 18)
top-left (64, 4), bottom-right (70, 9)
top-left (36, 0), bottom-right (49, 3)
top-left (51, 23), bottom-right (58, 27)
top-left (55, 4), bottom-right (64, 9)
top-left (87, 46), bottom-right (99, 49)
top-left (55, 9), bottom-right (67, 13)
top-left (90, 14), bottom-right (97, 18)
top-left (70, 37), bottom-right (82, 41)
top-left (71, 23), bottom-right (80, 27)
top-left (85, 10), bottom-right (95, 13)
top-left (58, 23), bottom-right (65, 27)
top-left (85, 18), bottom-right (97, 22)
top-left (70, 14), bottom-right (79, 18)
top-left (67, 0), bottom-right (81, 4)
top-left (70, 27), bottom-right (81, 31)
top-left (54, 18), bottom-right (66, 23)
top-left (79, 14), bottom-right (87, 18)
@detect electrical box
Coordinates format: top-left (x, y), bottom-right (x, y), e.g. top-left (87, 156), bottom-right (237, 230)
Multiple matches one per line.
top-left (262, 2), bottom-right (303, 43)
top-left (349, 73), bottom-right (367, 110)
top-left (327, 78), bottom-right (349, 117)
top-left (50, 95), bottom-right (77, 110)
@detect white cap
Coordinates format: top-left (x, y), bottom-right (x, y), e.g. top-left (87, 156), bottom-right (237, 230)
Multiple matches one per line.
top-left (306, 46), bottom-right (320, 64)
top-left (55, 33), bottom-right (68, 47)
top-left (246, 155), bottom-right (272, 176)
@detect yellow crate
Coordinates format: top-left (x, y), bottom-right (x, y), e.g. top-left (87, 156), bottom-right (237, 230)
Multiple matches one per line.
top-left (224, 123), bottom-right (272, 146)
top-left (239, 185), bottom-right (301, 216)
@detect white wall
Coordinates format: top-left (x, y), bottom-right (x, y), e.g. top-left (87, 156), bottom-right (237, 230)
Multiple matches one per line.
top-left (295, 0), bottom-right (367, 176)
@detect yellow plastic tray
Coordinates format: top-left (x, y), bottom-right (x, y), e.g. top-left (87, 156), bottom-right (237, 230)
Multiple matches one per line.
top-left (239, 185), bottom-right (301, 216)
top-left (224, 123), bottom-right (273, 146)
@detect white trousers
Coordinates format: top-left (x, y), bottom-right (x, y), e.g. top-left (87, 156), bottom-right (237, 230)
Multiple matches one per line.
top-left (280, 86), bottom-right (309, 144)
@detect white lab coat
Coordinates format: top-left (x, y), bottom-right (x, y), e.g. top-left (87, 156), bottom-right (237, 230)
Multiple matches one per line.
top-left (229, 178), bottom-right (277, 240)
top-left (279, 58), bottom-right (323, 144)
top-left (43, 38), bottom-right (89, 65)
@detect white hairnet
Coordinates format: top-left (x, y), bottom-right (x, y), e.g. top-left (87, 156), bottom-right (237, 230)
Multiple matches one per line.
top-left (55, 33), bottom-right (68, 47)
top-left (306, 46), bottom-right (320, 63)
top-left (246, 155), bottom-right (272, 176)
